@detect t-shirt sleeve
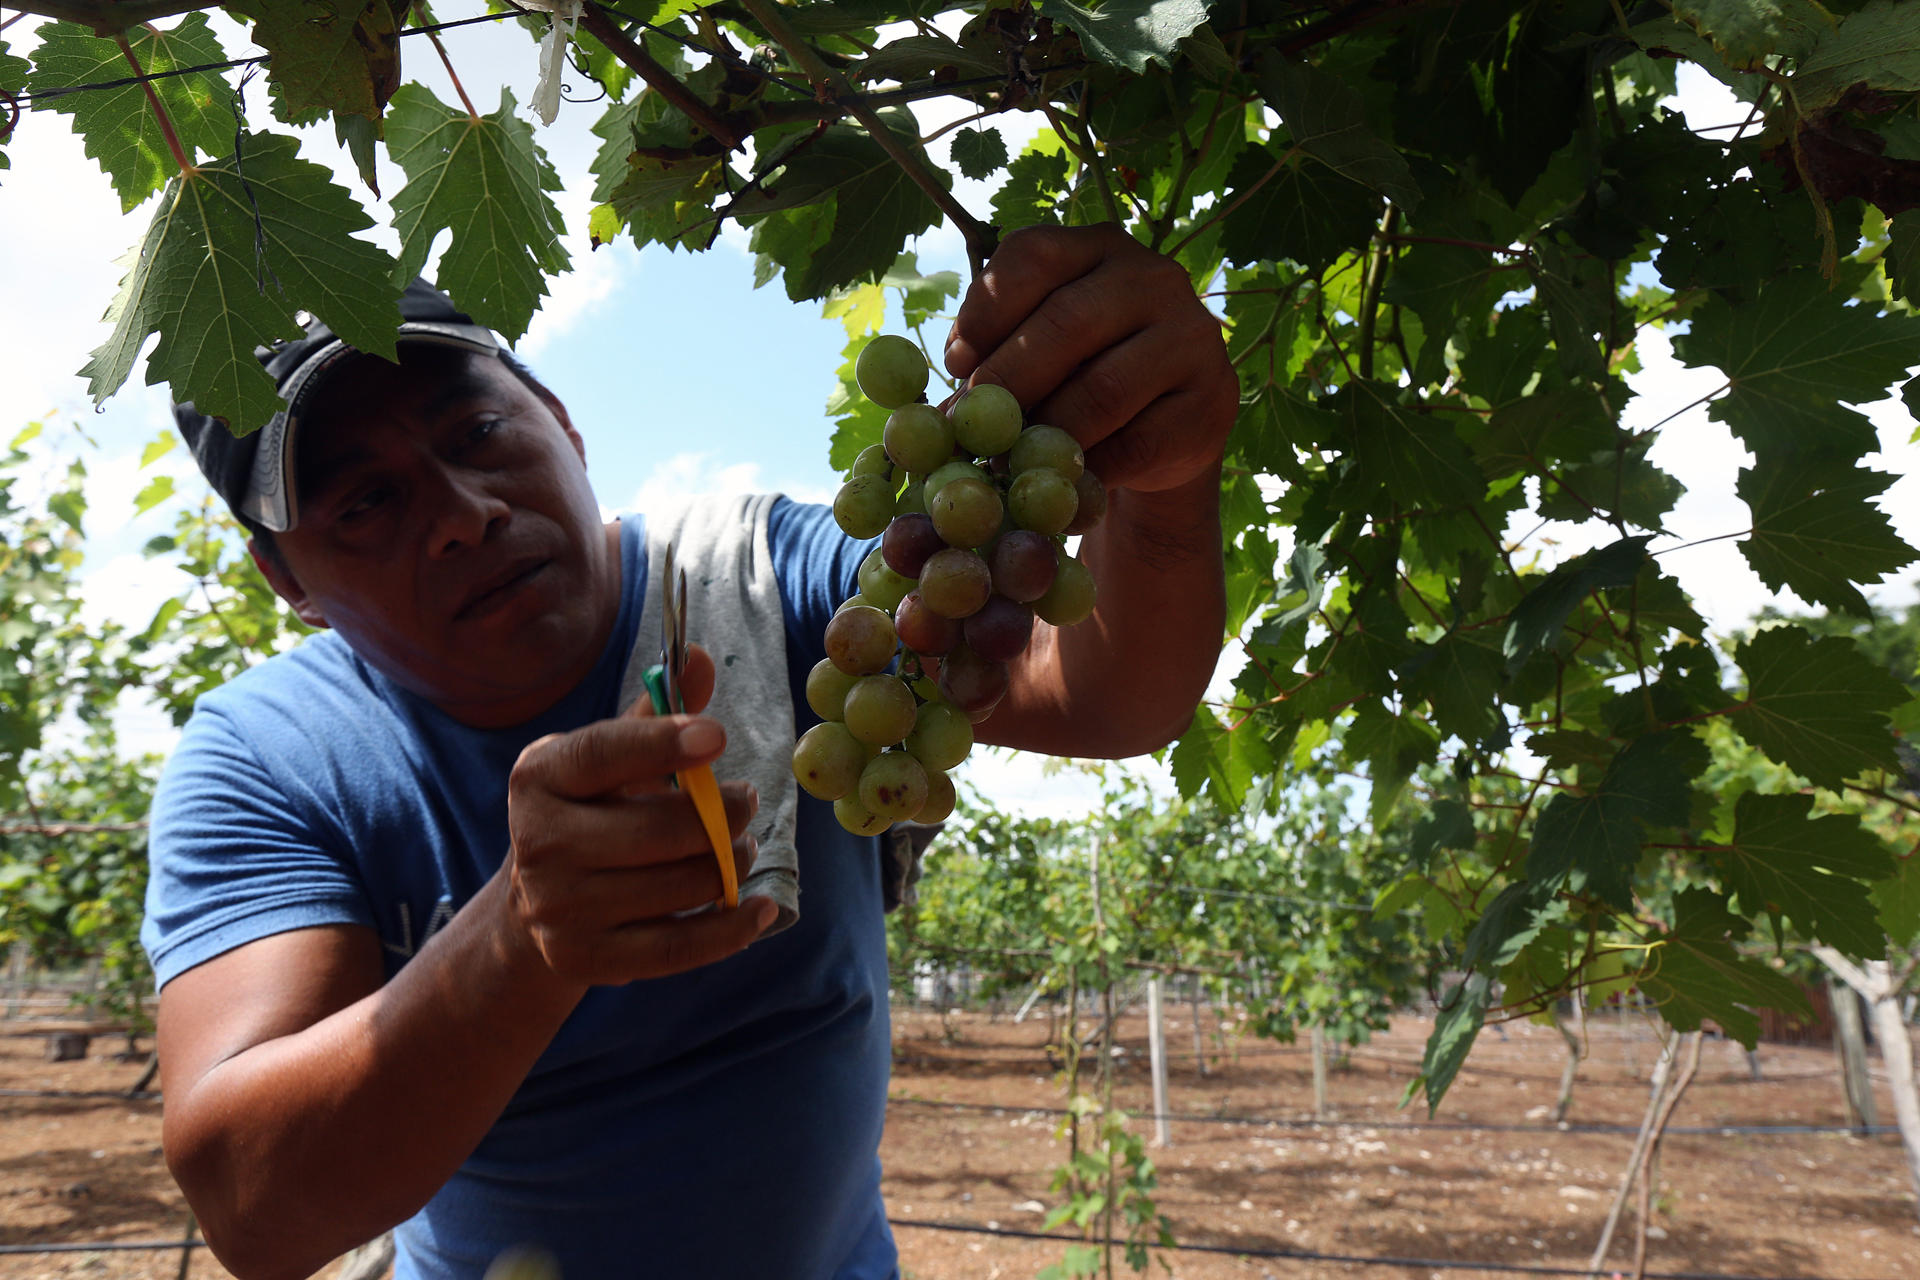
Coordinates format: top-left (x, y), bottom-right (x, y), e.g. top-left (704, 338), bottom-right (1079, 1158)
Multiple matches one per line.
top-left (141, 701), bottom-right (373, 989)
top-left (767, 496), bottom-right (876, 658)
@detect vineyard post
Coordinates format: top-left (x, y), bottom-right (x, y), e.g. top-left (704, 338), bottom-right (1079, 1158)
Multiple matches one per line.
top-left (1310, 1021), bottom-right (1329, 1120)
top-left (1828, 978), bottom-right (1878, 1136)
top-left (1146, 977), bottom-right (1170, 1147)
top-left (1188, 977), bottom-right (1207, 1079)
top-left (1815, 949), bottom-right (1920, 1222)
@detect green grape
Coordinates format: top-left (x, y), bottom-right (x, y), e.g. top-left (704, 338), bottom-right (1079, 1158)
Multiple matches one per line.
top-left (884, 403), bottom-right (956, 475)
top-left (1010, 425), bottom-right (1084, 482)
top-left (1008, 468), bottom-right (1079, 535)
top-left (928, 476), bottom-right (1004, 549)
top-left (806, 658), bottom-right (860, 721)
top-left (951, 383), bottom-right (1023, 456)
top-left (834, 475), bottom-right (896, 539)
top-left (791, 721), bottom-right (866, 801)
top-left (836, 593), bottom-right (871, 612)
top-left (894, 478), bottom-right (928, 518)
top-left (858, 546), bottom-right (916, 613)
top-left (1063, 469), bottom-right (1109, 535)
top-left (850, 443), bottom-right (894, 480)
top-left (1034, 551), bottom-right (1097, 626)
top-left (910, 672), bottom-right (944, 703)
top-left (834, 793), bottom-right (893, 836)
top-left (924, 458), bottom-right (989, 505)
top-left (843, 674), bottom-right (918, 746)
top-left (824, 604), bottom-right (897, 674)
top-left (859, 750), bottom-right (929, 820)
top-left (916, 768), bottom-right (957, 824)
top-left (905, 700), bottom-right (973, 771)
top-left (484, 1248), bottom-right (563, 1280)
top-left (855, 334), bottom-right (930, 409)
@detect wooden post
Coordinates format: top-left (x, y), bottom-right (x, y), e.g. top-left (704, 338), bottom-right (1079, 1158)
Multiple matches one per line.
top-left (1831, 978), bottom-right (1878, 1136)
top-left (1147, 978), bottom-right (1171, 1147)
top-left (1310, 1022), bottom-right (1329, 1120)
top-left (1189, 975), bottom-right (1208, 1078)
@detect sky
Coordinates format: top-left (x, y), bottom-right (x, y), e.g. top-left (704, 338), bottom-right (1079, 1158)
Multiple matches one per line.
top-left (0, 11), bottom-right (1914, 817)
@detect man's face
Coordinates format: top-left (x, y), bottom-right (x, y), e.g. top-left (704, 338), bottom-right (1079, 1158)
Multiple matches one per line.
top-left (258, 347), bottom-right (621, 728)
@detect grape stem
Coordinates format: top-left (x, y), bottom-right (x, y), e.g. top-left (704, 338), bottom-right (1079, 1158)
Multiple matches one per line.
top-left (579, 3), bottom-right (745, 152)
top-left (734, 0), bottom-right (1000, 279)
top-left (414, 3), bottom-right (478, 117)
top-left (115, 31), bottom-right (193, 176)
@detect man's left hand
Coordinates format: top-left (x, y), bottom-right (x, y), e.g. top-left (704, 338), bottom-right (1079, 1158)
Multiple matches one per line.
top-left (943, 224), bottom-right (1238, 494)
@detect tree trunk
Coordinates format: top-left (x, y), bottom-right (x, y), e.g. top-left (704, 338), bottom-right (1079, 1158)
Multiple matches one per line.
top-left (1815, 949), bottom-right (1920, 1226)
top-left (1553, 1002), bottom-right (1581, 1123)
top-left (1584, 1030), bottom-right (1679, 1277)
top-left (1830, 978), bottom-right (1878, 1135)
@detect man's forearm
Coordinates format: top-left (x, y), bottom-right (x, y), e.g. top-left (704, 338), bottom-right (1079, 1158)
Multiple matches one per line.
top-left (989, 465), bottom-right (1226, 758)
top-left (164, 872), bottom-right (584, 1280)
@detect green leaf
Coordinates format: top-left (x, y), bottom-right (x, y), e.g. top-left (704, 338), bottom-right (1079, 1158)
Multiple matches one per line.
top-left (1502, 536), bottom-right (1652, 677)
top-left (47, 489), bottom-right (86, 536)
top-left (1168, 707), bottom-right (1272, 810)
top-left (0, 41), bottom-right (26, 178)
top-left (991, 148), bottom-right (1071, 233)
top-left (1410, 799), bottom-right (1475, 869)
top-left (1040, 0), bottom-right (1209, 73)
top-left (1341, 384), bottom-right (1485, 512)
top-left (852, 33), bottom-right (1003, 83)
top-left (1669, 0), bottom-right (1832, 67)
top-left (1872, 853), bottom-right (1920, 949)
top-left (138, 434), bottom-right (176, 468)
top-left (132, 475), bottom-right (175, 516)
top-left (235, 0), bottom-right (402, 125)
top-left (743, 116), bottom-right (944, 301)
top-left (1527, 731), bottom-right (1699, 908)
top-left (1418, 972), bottom-right (1490, 1113)
top-left (1739, 463), bottom-right (1917, 617)
top-left (1640, 888), bottom-right (1811, 1047)
top-left (386, 86), bottom-right (569, 342)
top-left (1718, 792), bottom-right (1893, 958)
top-left (1730, 625), bottom-right (1909, 790)
top-left (1793, 0), bottom-right (1920, 113)
top-left (1219, 147), bottom-right (1378, 271)
top-left (82, 133), bottom-right (402, 430)
top-left (1346, 701), bottom-right (1438, 823)
top-left (881, 254), bottom-right (961, 330)
top-left (1400, 629), bottom-right (1505, 743)
top-left (1673, 271), bottom-right (1920, 462)
top-left (950, 127), bottom-right (1008, 182)
top-left (1887, 214), bottom-right (1919, 301)
top-left (27, 16), bottom-right (236, 212)
top-left (1458, 308), bottom-right (1548, 408)
top-left (1259, 56), bottom-right (1420, 212)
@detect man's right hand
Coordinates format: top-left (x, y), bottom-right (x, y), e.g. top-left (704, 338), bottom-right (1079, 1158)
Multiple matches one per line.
top-left (503, 642), bottom-right (775, 987)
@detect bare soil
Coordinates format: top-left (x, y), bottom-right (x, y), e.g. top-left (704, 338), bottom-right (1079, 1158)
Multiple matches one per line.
top-left (1, 1006), bottom-right (1916, 1279)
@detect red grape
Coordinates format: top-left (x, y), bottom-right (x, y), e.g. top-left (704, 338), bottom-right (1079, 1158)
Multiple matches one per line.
top-left (963, 594), bottom-right (1034, 663)
top-left (894, 589), bottom-right (962, 655)
top-left (988, 530), bottom-right (1058, 603)
top-left (882, 513), bottom-right (944, 578)
top-left (938, 644), bottom-right (1009, 714)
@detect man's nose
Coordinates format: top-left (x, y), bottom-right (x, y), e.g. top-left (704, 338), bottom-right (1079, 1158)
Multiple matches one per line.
top-left (423, 465), bottom-right (509, 556)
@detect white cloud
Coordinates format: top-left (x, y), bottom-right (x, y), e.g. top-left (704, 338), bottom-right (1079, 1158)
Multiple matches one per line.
top-left (611, 449), bottom-right (835, 520)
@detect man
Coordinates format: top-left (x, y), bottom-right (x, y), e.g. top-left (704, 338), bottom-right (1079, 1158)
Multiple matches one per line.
top-left (144, 224), bottom-right (1235, 1280)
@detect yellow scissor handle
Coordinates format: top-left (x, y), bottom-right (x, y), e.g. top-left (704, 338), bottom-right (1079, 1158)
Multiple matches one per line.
top-left (679, 762), bottom-right (738, 909)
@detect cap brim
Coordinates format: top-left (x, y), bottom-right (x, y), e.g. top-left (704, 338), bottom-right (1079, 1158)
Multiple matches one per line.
top-left (239, 322), bottom-right (499, 533)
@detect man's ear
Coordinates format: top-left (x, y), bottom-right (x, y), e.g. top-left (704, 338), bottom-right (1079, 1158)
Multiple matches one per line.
top-left (248, 538), bottom-right (330, 629)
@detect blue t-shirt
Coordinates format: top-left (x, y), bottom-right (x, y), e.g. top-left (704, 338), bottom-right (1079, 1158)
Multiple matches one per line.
top-left (142, 501), bottom-right (895, 1280)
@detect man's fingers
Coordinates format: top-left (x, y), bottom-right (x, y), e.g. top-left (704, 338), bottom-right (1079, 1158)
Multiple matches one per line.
top-left (581, 899), bottom-right (779, 983)
top-left (523, 782), bottom-right (757, 871)
top-left (574, 834), bottom-right (760, 924)
top-left (626, 644), bottom-right (718, 719)
top-left (1082, 384), bottom-right (1237, 494)
top-left (945, 226), bottom-right (1127, 379)
top-left (513, 714), bottom-right (726, 801)
top-left (957, 275), bottom-right (1159, 419)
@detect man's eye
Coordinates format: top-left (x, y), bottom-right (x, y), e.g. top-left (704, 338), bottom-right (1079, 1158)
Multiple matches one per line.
top-left (340, 486), bottom-right (391, 520)
top-left (467, 418), bottom-right (504, 446)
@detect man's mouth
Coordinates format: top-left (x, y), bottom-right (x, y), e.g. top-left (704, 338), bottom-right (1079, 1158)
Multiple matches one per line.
top-left (457, 558), bottom-right (551, 620)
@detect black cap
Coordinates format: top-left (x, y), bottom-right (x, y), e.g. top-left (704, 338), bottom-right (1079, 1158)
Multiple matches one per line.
top-left (173, 279), bottom-right (499, 533)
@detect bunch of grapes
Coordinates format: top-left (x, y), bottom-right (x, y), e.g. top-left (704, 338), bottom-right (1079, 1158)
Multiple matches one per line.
top-left (792, 334), bottom-right (1106, 837)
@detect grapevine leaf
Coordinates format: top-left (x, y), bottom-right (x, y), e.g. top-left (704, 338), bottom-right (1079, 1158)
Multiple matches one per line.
top-left (1259, 56), bottom-right (1421, 212)
top-left (1888, 213), bottom-right (1919, 301)
top-left (852, 33), bottom-right (1003, 82)
top-left (991, 149), bottom-right (1071, 232)
top-left (1409, 799), bottom-right (1476, 870)
top-left (822, 283), bottom-right (885, 340)
top-left (334, 113), bottom-right (381, 195)
top-left (880, 254), bottom-right (960, 330)
top-left (1730, 625), bottom-right (1909, 790)
top-left (1462, 882), bottom-right (1553, 974)
top-left (1640, 889), bottom-right (1811, 1047)
top-left (950, 127), bottom-right (1008, 181)
top-left (386, 86), bottom-right (569, 342)
top-left (132, 475), bottom-right (175, 516)
top-left (1738, 463), bottom-right (1917, 617)
top-left (1417, 972), bottom-right (1489, 1113)
top-left (1234, 386), bottom-right (1335, 485)
top-left (234, 0), bottom-right (403, 125)
top-left (1717, 792), bottom-right (1893, 959)
top-left (82, 133), bottom-right (401, 430)
top-left (47, 489), bottom-right (86, 536)
top-left (1342, 384), bottom-right (1484, 511)
top-left (1169, 707), bottom-right (1270, 808)
top-left (139, 434), bottom-right (176, 468)
top-left (1502, 536), bottom-right (1652, 677)
top-left (1400, 630), bottom-right (1505, 743)
top-left (1527, 732), bottom-right (1699, 909)
top-left (1872, 853), bottom-right (1920, 949)
top-left (1673, 271), bottom-right (1920, 462)
top-left (1219, 146), bottom-right (1378, 271)
top-left (1346, 701), bottom-right (1438, 823)
top-left (1793, 0), bottom-right (1920, 113)
top-left (1458, 304), bottom-right (1549, 410)
top-left (1668, 0), bottom-right (1831, 67)
top-left (1040, 0), bottom-right (1209, 73)
top-left (27, 16), bottom-right (236, 212)
top-left (0, 41), bottom-right (26, 178)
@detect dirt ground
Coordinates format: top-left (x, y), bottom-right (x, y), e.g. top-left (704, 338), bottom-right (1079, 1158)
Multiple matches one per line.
top-left (2, 1003), bottom-right (1917, 1279)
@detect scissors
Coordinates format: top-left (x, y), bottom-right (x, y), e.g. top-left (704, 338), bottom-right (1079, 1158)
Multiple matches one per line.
top-left (640, 542), bottom-right (739, 909)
